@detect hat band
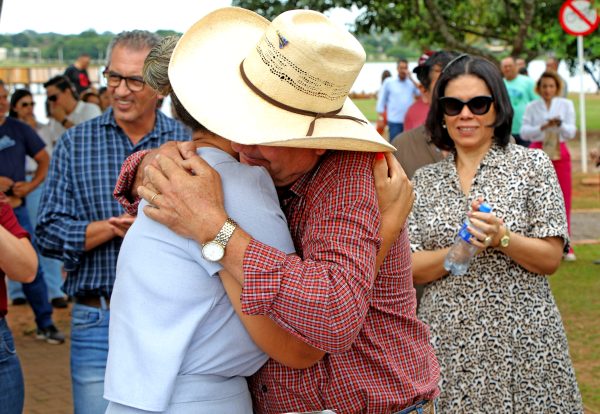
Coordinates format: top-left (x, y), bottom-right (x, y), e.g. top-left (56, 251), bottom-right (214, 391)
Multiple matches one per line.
top-left (240, 61), bottom-right (367, 136)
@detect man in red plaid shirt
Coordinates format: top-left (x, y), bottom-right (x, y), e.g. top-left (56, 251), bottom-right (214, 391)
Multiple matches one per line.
top-left (116, 7), bottom-right (440, 414)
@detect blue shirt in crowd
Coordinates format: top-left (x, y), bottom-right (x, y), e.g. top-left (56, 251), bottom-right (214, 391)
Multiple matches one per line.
top-left (376, 76), bottom-right (419, 124)
top-left (35, 109), bottom-right (191, 298)
top-left (0, 118), bottom-right (45, 182)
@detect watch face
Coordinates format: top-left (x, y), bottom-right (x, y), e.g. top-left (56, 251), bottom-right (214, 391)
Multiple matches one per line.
top-left (202, 242), bottom-right (225, 262)
top-left (500, 236), bottom-right (510, 247)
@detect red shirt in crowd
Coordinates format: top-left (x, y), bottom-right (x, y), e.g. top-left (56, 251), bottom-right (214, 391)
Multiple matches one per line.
top-left (1, 203), bottom-right (29, 317)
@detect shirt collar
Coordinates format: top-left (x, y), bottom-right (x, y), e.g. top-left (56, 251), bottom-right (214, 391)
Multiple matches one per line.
top-left (101, 109), bottom-right (187, 145)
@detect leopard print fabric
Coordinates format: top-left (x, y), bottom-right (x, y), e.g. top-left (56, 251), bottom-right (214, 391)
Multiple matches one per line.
top-left (409, 143), bottom-right (583, 413)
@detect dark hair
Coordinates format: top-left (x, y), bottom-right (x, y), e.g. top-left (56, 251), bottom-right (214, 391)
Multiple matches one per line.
top-left (426, 54), bottom-right (513, 151)
top-left (9, 88), bottom-right (33, 118)
top-left (413, 51), bottom-right (459, 91)
top-left (536, 71), bottom-right (563, 96)
top-left (397, 58), bottom-right (408, 65)
top-left (43, 75), bottom-right (77, 99)
top-left (381, 69), bottom-right (391, 84)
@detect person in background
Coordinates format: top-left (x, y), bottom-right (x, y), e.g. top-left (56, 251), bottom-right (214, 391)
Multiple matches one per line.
top-left (403, 51), bottom-right (434, 132)
top-left (0, 80), bottom-right (65, 344)
top-left (516, 57), bottom-right (528, 76)
top-left (392, 51), bottom-right (456, 179)
top-left (80, 88), bottom-right (102, 108)
top-left (376, 57), bottom-right (420, 141)
top-left (64, 53), bottom-right (92, 94)
top-left (98, 86), bottom-right (111, 112)
top-left (546, 56), bottom-right (569, 97)
top-left (501, 56), bottom-right (537, 147)
top-left (521, 71), bottom-right (577, 261)
top-left (409, 54), bottom-right (583, 412)
top-left (116, 8), bottom-right (439, 413)
top-left (8, 88), bottom-right (67, 309)
top-left (375, 69), bottom-right (391, 137)
top-left (0, 194), bottom-right (38, 414)
top-left (43, 75), bottom-right (102, 144)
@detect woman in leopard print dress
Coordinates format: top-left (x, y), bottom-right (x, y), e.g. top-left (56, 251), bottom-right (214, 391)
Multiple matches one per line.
top-left (408, 55), bottom-right (583, 413)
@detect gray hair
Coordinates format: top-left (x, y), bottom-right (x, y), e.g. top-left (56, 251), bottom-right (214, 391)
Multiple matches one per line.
top-left (143, 35), bottom-right (180, 95)
top-left (105, 30), bottom-right (162, 68)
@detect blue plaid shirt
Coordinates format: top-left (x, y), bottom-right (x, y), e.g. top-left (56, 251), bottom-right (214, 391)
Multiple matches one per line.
top-left (36, 109), bottom-right (191, 297)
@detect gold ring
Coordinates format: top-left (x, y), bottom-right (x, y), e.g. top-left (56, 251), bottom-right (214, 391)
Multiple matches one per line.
top-left (483, 235), bottom-right (492, 247)
top-left (150, 192), bottom-right (160, 204)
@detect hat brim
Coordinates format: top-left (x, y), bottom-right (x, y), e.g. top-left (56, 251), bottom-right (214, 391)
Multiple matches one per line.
top-left (169, 7), bottom-right (394, 152)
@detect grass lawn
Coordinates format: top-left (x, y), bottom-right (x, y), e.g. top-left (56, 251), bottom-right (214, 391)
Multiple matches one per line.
top-left (551, 244), bottom-right (600, 412)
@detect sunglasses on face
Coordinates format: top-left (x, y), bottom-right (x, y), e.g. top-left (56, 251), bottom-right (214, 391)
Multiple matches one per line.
top-left (47, 94), bottom-right (59, 102)
top-left (19, 101), bottom-right (35, 107)
top-left (439, 95), bottom-right (494, 116)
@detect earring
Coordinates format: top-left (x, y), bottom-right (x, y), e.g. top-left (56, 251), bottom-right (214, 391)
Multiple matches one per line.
top-left (442, 120), bottom-right (447, 129)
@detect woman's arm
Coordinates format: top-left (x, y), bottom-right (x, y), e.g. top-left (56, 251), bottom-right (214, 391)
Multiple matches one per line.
top-left (559, 99), bottom-right (576, 140)
top-left (0, 225), bottom-right (37, 282)
top-left (219, 269), bottom-right (325, 369)
top-left (412, 248), bottom-right (450, 284)
top-left (520, 103), bottom-right (544, 142)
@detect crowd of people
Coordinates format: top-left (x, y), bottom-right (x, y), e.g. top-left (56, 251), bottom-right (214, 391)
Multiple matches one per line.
top-left (0, 5), bottom-right (594, 414)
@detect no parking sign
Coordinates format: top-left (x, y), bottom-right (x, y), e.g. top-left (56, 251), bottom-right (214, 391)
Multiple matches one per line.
top-left (559, 0), bottom-right (599, 36)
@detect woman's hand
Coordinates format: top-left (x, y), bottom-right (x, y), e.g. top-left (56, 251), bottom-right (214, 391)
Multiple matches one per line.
top-left (373, 152), bottom-right (414, 226)
top-left (466, 198), bottom-right (504, 249)
top-left (373, 152), bottom-right (414, 272)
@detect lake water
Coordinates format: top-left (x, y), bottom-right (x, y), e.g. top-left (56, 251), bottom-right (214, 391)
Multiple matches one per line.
top-left (30, 59), bottom-right (597, 124)
top-left (352, 60), bottom-right (598, 95)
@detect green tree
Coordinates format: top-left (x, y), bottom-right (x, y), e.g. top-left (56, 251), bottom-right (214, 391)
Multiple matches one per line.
top-left (231, 0), bottom-right (599, 67)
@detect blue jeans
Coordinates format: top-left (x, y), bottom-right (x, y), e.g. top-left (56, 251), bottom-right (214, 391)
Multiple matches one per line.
top-left (388, 122), bottom-right (404, 142)
top-left (0, 318), bottom-right (25, 414)
top-left (8, 206), bottom-right (54, 329)
top-left (70, 302), bottom-right (110, 414)
top-left (9, 181), bottom-right (64, 300)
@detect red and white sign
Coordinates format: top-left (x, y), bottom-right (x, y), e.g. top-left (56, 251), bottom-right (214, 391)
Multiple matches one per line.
top-left (559, 0), bottom-right (599, 36)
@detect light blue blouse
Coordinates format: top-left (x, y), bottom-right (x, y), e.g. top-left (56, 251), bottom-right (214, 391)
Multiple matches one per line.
top-left (104, 147), bottom-right (295, 412)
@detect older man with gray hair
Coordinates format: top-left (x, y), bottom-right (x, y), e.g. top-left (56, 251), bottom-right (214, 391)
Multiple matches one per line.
top-left (36, 30), bottom-right (190, 414)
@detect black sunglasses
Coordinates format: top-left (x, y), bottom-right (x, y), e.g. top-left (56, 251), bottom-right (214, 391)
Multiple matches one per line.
top-left (439, 95), bottom-right (494, 116)
top-left (48, 94), bottom-right (59, 102)
top-left (20, 101), bottom-right (35, 107)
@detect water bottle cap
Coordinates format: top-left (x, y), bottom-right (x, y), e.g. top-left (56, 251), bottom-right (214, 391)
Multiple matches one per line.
top-left (479, 202), bottom-right (492, 213)
top-left (458, 223), bottom-right (472, 242)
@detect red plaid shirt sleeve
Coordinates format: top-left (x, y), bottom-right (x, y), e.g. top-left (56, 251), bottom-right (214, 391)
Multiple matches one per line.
top-left (240, 168), bottom-right (382, 353)
top-left (113, 150), bottom-right (152, 216)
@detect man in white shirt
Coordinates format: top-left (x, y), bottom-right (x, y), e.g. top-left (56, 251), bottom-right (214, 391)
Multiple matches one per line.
top-left (43, 75), bottom-right (102, 144)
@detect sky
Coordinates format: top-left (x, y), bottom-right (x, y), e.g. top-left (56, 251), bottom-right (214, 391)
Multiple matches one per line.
top-left (0, 0), bottom-right (356, 34)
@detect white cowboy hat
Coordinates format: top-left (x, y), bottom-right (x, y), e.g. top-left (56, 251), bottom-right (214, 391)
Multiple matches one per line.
top-left (169, 7), bottom-right (394, 152)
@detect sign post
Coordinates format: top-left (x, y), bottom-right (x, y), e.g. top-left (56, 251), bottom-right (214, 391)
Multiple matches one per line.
top-left (559, 0), bottom-right (599, 173)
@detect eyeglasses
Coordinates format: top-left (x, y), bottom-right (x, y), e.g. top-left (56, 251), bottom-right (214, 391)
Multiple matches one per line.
top-left (439, 95), bottom-right (494, 116)
top-left (19, 101), bottom-right (35, 107)
top-left (47, 94), bottom-right (59, 102)
top-left (103, 70), bottom-right (145, 92)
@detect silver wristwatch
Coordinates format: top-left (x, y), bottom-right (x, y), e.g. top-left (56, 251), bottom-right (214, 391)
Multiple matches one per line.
top-left (201, 218), bottom-right (238, 262)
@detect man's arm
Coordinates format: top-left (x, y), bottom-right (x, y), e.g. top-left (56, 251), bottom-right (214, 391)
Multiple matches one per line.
top-left (12, 149), bottom-right (50, 198)
top-left (142, 154), bottom-right (381, 353)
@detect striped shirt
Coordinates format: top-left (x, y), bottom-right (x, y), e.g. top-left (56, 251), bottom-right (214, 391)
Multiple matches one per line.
top-left (241, 151), bottom-right (440, 413)
top-left (35, 109), bottom-right (190, 297)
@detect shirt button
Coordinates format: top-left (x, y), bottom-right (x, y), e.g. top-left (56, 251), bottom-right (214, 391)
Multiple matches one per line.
top-left (261, 385), bottom-right (268, 393)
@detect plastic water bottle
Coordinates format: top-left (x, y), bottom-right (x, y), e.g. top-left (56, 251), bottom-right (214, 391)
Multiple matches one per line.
top-left (444, 202), bottom-right (493, 276)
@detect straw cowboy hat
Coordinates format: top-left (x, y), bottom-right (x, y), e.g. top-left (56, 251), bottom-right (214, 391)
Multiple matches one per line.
top-left (169, 7), bottom-right (394, 152)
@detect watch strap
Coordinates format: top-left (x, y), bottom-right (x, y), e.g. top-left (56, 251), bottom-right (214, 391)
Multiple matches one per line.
top-left (211, 217), bottom-right (238, 249)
